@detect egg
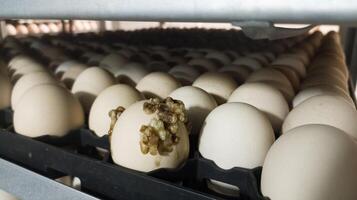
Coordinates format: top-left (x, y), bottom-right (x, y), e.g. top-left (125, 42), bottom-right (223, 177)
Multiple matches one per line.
top-left (293, 85), bottom-right (354, 107)
top-left (300, 74), bottom-right (348, 92)
top-left (27, 23), bottom-right (40, 34)
top-left (11, 72), bottom-right (58, 110)
top-left (169, 86), bottom-right (217, 134)
top-left (282, 95), bottom-right (357, 139)
top-left (188, 58), bottom-right (218, 72)
top-left (11, 63), bottom-right (47, 83)
top-left (0, 73), bottom-right (12, 109)
top-left (272, 65), bottom-right (300, 91)
top-left (199, 103), bottom-right (275, 196)
top-left (147, 61), bottom-right (170, 72)
top-left (136, 72), bottom-right (181, 99)
top-left (71, 67), bottom-right (116, 113)
top-left (16, 24), bottom-right (29, 35)
top-left (228, 83), bottom-right (289, 132)
top-left (247, 53), bottom-right (269, 66)
top-left (232, 57), bottom-right (262, 71)
top-left (111, 99), bottom-right (189, 172)
top-left (60, 63), bottom-right (88, 89)
top-left (278, 52), bottom-right (309, 66)
top-left (205, 51), bottom-right (231, 66)
top-left (261, 124), bottom-right (357, 200)
top-left (89, 84), bottom-right (143, 137)
top-left (8, 56), bottom-right (39, 73)
top-left (0, 190), bottom-right (18, 200)
top-left (246, 68), bottom-right (292, 88)
top-left (14, 84), bottom-right (84, 137)
top-left (38, 24), bottom-right (50, 33)
top-left (115, 62), bottom-right (150, 87)
top-left (168, 64), bottom-right (201, 81)
top-left (246, 68), bottom-right (295, 101)
top-left (307, 66), bottom-right (347, 82)
top-left (100, 53), bottom-right (128, 74)
top-left (272, 56), bottom-right (306, 78)
top-left (193, 72), bottom-right (237, 105)
top-left (218, 65), bottom-right (252, 84)
top-left (55, 60), bottom-right (82, 79)
top-left (6, 24), bottom-right (17, 36)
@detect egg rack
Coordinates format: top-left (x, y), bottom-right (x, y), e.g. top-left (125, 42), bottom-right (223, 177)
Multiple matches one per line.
top-left (1, 0), bottom-right (357, 25)
top-left (0, 111), bottom-right (266, 200)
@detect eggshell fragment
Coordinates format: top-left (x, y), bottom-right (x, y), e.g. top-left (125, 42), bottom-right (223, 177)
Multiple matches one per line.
top-left (169, 86), bottom-right (217, 134)
top-left (111, 100), bottom-right (189, 172)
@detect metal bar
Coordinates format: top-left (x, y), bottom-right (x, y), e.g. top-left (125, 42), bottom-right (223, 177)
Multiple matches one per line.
top-left (0, 159), bottom-right (98, 200)
top-left (1, 0), bottom-right (357, 24)
top-left (0, 21), bottom-right (7, 39)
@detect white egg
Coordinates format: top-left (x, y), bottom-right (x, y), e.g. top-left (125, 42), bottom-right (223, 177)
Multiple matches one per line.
top-left (205, 51), bottom-right (231, 65)
top-left (14, 84), bottom-right (84, 137)
top-left (218, 65), bottom-right (252, 84)
top-left (272, 56), bottom-right (306, 78)
top-left (55, 60), bottom-right (82, 79)
top-left (193, 72), bottom-right (237, 105)
top-left (278, 53), bottom-right (309, 67)
top-left (247, 53), bottom-right (269, 66)
top-left (89, 84), bottom-right (143, 137)
top-left (168, 64), bottom-right (201, 81)
top-left (60, 63), bottom-right (88, 89)
top-left (11, 62), bottom-right (45, 83)
top-left (71, 67), bottom-right (116, 113)
top-left (293, 85), bottom-right (354, 108)
top-left (307, 66), bottom-right (347, 82)
top-left (282, 95), bottom-right (357, 139)
top-left (0, 73), bottom-right (12, 109)
top-left (272, 65), bottom-right (300, 91)
top-left (228, 83), bottom-right (289, 132)
top-left (232, 57), bottom-right (262, 71)
top-left (169, 86), bottom-right (217, 134)
top-left (300, 74), bottom-right (348, 92)
top-left (11, 72), bottom-right (57, 110)
top-left (199, 103), bottom-right (275, 196)
top-left (6, 24), bottom-right (17, 36)
top-left (147, 61), bottom-right (170, 72)
top-left (0, 189), bottom-right (18, 200)
top-left (246, 68), bottom-right (292, 88)
top-left (188, 58), bottom-right (218, 72)
top-left (136, 72), bottom-right (181, 99)
top-left (111, 100), bottom-right (189, 172)
top-left (100, 53), bottom-right (128, 75)
top-left (115, 62), bottom-right (150, 87)
top-left (261, 124), bottom-right (357, 200)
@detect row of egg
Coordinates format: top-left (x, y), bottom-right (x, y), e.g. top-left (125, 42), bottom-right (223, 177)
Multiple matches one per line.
top-left (6, 23), bottom-right (63, 36)
top-left (0, 30), bottom-right (355, 200)
top-left (260, 32), bottom-right (357, 200)
top-left (5, 21), bottom-right (99, 36)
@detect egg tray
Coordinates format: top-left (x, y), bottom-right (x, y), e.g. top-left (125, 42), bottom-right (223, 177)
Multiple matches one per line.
top-left (0, 128), bottom-right (267, 200)
top-left (0, 108), bottom-right (13, 129)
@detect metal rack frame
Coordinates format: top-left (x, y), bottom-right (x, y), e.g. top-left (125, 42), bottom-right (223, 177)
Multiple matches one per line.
top-left (0, 158), bottom-right (98, 200)
top-left (1, 1), bottom-right (357, 199)
top-left (1, 0), bottom-right (357, 25)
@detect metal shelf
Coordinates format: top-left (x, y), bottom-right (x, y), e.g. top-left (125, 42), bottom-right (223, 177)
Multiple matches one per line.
top-left (1, 0), bottom-right (357, 25)
top-left (0, 158), bottom-right (98, 200)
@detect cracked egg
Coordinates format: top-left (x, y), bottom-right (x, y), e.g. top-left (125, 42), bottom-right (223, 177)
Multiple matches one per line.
top-left (110, 98), bottom-right (189, 172)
